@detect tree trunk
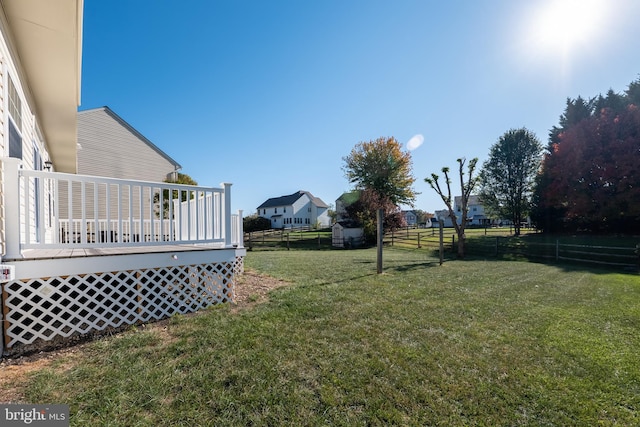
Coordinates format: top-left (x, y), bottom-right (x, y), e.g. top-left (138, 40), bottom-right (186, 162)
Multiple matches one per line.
top-left (457, 233), bottom-right (465, 258)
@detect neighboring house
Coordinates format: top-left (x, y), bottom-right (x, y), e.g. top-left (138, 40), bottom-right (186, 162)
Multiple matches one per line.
top-left (453, 195), bottom-right (490, 226)
top-left (77, 106), bottom-right (181, 182)
top-left (60, 106), bottom-right (182, 221)
top-left (436, 195), bottom-right (512, 227)
top-left (402, 210), bottom-right (433, 228)
top-left (434, 209), bottom-right (456, 228)
top-left (0, 1), bottom-right (245, 356)
top-left (402, 210), bottom-right (418, 227)
top-left (257, 191), bottom-right (330, 229)
top-left (335, 190), bottom-right (361, 221)
top-left (333, 192), bottom-right (364, 247)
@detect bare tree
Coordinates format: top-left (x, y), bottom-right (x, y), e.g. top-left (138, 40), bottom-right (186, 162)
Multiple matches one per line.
top-left (425, 158), bottom-right (479, 258)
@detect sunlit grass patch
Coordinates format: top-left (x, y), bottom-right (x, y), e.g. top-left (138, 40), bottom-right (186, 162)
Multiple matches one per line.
top-left (19, 248), bottom-right (640, 426)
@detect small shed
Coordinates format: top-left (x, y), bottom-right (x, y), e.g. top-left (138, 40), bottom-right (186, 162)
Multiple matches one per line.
top-left (332, 221), bottom-right (364, 248)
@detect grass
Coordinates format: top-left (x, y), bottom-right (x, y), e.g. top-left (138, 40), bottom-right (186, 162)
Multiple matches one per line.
top-left (16, 248), bottom-right (640, 426)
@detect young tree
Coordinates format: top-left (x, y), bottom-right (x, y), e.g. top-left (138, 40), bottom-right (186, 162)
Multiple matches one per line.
top-left (344, 188), bottom-right (407, 243)
top-left (425, 158), bottom-right (479, 258)
top-left (343, 136), bottom-right (417, 272)
top-left (155, 172), bottom-right (198, 218)
top-left (479, 128), bottom-right (543, 236)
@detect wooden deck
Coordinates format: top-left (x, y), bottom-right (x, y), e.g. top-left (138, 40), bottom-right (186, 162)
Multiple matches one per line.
top-left (17, 243), bottom-right (234, 261)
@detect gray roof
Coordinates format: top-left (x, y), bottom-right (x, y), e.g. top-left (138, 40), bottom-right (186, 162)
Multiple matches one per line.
top-left (257, 191), bottom-right (328, 209)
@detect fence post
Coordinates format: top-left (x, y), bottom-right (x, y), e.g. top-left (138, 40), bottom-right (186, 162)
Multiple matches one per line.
top-left (318, 232), bottom-right (321, 249)
top-left (287, 233), bottom-right (290, 250)
top-left (377, 209), bottom-right (383, 274)
top-left (391, 229), bottom-right (394, 246)
top-left (439, 220), bottom-right (444, 265)
top-left (417, 233), bottom-right (421, 249)
top-left (556, 239), bottom-right (559, 261)
top-left (495, 236), bottom-right (499, 257)
top-left (452, 234), bottom-right (455, 252)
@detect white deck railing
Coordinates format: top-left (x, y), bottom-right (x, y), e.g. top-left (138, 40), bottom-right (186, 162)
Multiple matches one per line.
top-left (2, 158), bottom-right (243, 258)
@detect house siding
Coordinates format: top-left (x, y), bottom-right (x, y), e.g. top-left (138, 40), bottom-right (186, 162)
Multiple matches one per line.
top-left (77, 108), bottom-right (179, 182)
top-left (58, 107), bottom-right (181, 221)
top-left (0, 12), bottom-right (55, 252)
top-left (257, 190), bottom-right (330, 228)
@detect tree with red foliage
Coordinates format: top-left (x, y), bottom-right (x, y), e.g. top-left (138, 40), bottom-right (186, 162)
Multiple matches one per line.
top-left (344, 188), bottom-right (407, 244)
top-left (533, 102), bottom-right (640, 232)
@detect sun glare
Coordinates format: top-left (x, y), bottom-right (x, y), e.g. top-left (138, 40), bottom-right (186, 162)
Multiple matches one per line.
top-left (529, 0), bottom-right (605, 56)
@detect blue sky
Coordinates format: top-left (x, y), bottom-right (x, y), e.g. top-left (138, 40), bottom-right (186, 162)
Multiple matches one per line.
top-left (80, 0), bottom-right (640, 215)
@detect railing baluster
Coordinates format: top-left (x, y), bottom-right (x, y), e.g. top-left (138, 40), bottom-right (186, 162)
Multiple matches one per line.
top-left (9, 166), bottom-right (236, 251)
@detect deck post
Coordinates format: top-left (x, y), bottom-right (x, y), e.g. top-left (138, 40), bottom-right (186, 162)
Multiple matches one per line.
top-left (3, 157), bottom-right (23, 260)
top-left (221, 183), bottom-right (233, 247)
top-left (237, 210), bottom-right (244, 248)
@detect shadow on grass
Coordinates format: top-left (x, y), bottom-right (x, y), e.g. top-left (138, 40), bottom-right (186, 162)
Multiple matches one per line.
top-left (387, 260), bottom-right (443, 272)
top-left (462, 253), bottom-right (639, 276)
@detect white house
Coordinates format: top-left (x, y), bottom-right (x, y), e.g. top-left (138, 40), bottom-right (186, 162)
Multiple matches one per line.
top-left (435, 195), bottom-right (508, 227)
top-left (257, 191), bottom-right (330, 229)
top-left (0, 1), bottom-right (245, 356)
top-left (434, 210), bottom-right (456, 228)
top-left (453, 195), bottom-right (490, 226)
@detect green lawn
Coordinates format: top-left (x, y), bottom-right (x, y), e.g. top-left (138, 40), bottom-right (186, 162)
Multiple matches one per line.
top-left (18, 248), bottom-right (640, 426)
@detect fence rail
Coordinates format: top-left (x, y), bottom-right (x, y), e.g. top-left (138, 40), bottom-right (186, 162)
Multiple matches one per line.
top-left (244, 228), bottom-right (333, 250)
top-left (385, 227), bottom-right (638, 270)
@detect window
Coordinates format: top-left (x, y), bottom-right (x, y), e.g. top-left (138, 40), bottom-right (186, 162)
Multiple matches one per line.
top-left (284, 207), bottom-right (286, 213)
top-left (9, 121), bottom-right (22, 159)
top-left (8, 76), bottom-right (23, 159)
top-left (275, 208), bottom-right (278, 213)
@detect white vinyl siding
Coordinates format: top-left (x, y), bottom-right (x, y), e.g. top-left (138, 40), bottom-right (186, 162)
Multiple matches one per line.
top-left (0, 49), bottom-right (55, 248)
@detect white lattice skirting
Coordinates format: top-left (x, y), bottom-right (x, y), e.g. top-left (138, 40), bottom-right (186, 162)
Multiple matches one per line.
top-left (1, 257), bottom-right (244, 351)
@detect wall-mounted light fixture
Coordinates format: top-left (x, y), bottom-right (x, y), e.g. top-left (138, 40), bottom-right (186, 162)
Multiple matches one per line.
top-left (44, 161), bottom-right (53, 171)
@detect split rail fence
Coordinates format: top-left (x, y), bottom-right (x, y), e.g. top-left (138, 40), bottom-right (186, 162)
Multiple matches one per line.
top-left (244, 228), bottom-right (333, 250)
top-left (385, 228), bottom-right (639, 271)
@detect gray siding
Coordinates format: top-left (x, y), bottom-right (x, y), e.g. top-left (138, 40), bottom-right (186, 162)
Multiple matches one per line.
top-left (59, 107), bottom-right (181, 220)
top-left (77, 107), bottom-right (180, 181)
